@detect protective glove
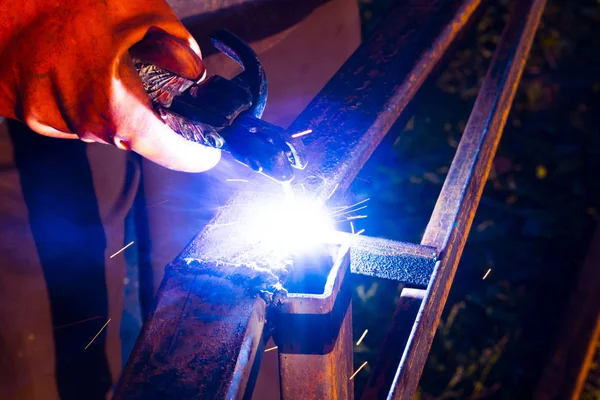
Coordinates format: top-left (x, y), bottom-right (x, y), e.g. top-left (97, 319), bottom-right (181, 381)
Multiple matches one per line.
top-left (0, 0), bottom-right (220, 172)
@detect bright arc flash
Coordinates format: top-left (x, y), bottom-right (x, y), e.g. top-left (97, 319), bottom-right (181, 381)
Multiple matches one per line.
top-left (241, 193), bottom-right (337, 256)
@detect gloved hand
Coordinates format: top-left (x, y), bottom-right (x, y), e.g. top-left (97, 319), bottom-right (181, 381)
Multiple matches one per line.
top-left (0, 0), bottom-right (220, 172)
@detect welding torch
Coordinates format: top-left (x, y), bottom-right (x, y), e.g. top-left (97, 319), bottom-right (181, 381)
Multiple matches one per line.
top-left (133, 29), bottom-right (307, 184)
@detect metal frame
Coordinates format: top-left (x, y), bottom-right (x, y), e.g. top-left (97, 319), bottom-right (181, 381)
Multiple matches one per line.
top-left (115, 0), bottom-right (547, 398)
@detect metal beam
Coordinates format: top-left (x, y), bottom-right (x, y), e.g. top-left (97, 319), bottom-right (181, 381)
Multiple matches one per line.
top-left (380, 0), bottom-right (548, 398)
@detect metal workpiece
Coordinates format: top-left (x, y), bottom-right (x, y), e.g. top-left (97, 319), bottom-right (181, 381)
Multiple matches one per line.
top-left (273, 246), bottom-right (354, 399)
top-left (114, 261), bottom-right (270, 400)
top-left (380, 0), bottom-right (548, 398)
top-left (349, 236), bottom-right (437, 288)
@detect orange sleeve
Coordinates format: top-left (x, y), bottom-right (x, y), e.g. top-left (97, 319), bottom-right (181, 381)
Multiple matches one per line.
top-left (0, 0), bottom-right (198, 124)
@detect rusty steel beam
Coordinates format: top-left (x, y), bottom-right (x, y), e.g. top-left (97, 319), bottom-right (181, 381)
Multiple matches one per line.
top-left (377, 0), bottom-right (548, 398)
top-left (116, 0), bottom-right (485, 397)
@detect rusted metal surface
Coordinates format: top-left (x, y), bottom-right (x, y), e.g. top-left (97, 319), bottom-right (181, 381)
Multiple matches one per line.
top-left (379, 1), bottom-right (548, 398)
top-left (274, 246), bottom-right (354, 399)
top-left (349, 236), bottom-right (437, 288)
top-left (114, 259), bottom-right (269, 400)
top-left (118, 0), bottom-right (486, 397)
top-left (361, 289), bottom-right (425, 400)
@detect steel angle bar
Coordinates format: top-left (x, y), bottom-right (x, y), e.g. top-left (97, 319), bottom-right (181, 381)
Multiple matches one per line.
top-left (372, 1), bottom-right (548, 398)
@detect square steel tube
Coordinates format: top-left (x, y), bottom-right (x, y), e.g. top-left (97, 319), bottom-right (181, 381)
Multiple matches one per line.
top-left (273, 245), bottom-right (353, 399)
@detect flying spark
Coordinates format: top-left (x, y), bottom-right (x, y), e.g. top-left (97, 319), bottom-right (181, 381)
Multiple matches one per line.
top-left (330, 198), bottom-right (370, 217)
top-left (264, 346), bottom-right (278, 352)
top-left (350, 221), bottom-right (355, 234)
top-left (345, 198), bottom-right (371, 209)
top-left (482, 269), bottom-right (492, 280)
top-left (349, 361), bottom-right (368, 380)
top-left (355, 229), bottom-right (365, 236)
top-left (85, 318), bottom-right (111, 350)
top-left (110, 241), bottom-right (134, 259)
top-left (344, 215), bottom-right (368, 221)
top-left (54, 316), bottom-right (103, 331)
top-left (226, 179), bottom-right (249, 183)
top-left (327, 183), bottom-right (340, 200)
top-left (291, 129), bottom-right (313, 139)
top-left (331, 205), bottom-right (348, 210)
top-left (147, 200), bottom-right (169, 208)
top-left (331, 205), bottom-right (368, 217)
top-left (356, 329), bottom-right (368, 346)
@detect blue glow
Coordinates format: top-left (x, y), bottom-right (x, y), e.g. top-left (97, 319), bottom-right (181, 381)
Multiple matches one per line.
top-left (240, 194), bottom-right (337, 256)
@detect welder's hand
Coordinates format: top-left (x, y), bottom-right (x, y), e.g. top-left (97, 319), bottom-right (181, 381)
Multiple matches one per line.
top-left (0, 0), bottom-right (220, 172)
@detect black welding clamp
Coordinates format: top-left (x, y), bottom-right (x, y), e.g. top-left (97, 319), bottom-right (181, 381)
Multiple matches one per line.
top-left (134, 29), bottom-right (307, 183)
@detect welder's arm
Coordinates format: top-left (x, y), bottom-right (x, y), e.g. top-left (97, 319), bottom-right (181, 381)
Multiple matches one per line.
top-left (0, 0), bottom-right (220, 172)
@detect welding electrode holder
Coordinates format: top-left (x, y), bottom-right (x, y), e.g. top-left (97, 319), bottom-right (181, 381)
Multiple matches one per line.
top-left (133, 29), bottom-right (306, 183)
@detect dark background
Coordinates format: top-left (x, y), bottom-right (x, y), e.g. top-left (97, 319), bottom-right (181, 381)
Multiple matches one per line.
top-left (348, 0), bottom-right (600, 398)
